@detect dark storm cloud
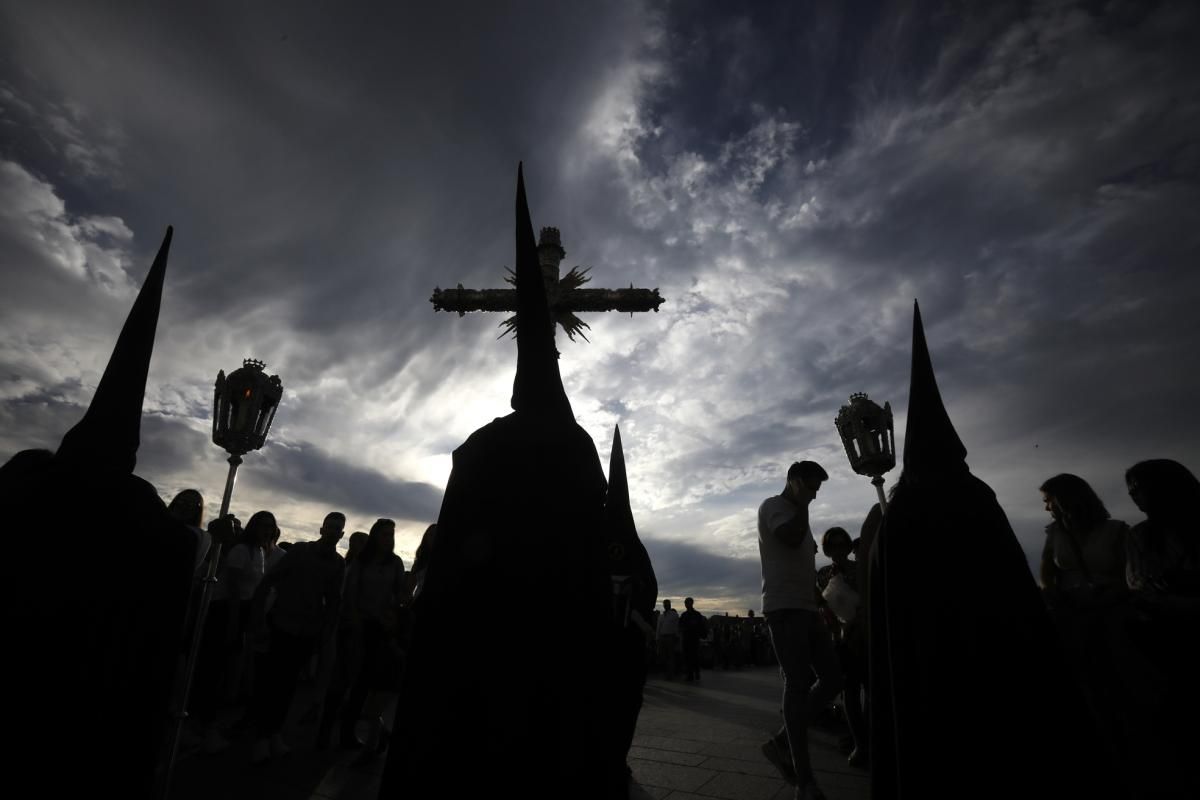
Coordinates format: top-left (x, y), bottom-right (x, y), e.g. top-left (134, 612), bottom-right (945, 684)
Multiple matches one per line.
top-left (0, 1), bottom-right (647, 379)
top-left (554, 0), bottom-right (1198, 581)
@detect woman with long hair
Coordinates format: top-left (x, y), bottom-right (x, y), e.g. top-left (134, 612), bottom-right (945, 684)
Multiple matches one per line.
top-left (1123, 459), bottom-right (1200, 797)
top-left (223, 511), bottom-right (273, 704)
top-left (1125, 459), bottom-right (1200, 596)
top-left (1036, 474), bottom-right (1134, 783)
top-left (1038, 473), bottom-right (1128, 599)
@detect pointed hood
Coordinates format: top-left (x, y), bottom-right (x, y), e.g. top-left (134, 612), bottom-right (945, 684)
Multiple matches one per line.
top-left (510, 164), bottom-right (573, 419)
top-left (604, 425), bottom-right (636, 537)
top-left (902, 300), bottom-right (968, 479)
top-left (57, 226), bottom-right (174, 473)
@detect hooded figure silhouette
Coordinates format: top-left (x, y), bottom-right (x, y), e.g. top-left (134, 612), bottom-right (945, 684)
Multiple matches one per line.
top-left (603, 425), bottom-right (658, 783)
top-left (867, 302), bottom-right (1125, 800)
top-left (382, 167), bottom-right (616, 799)
top-left (0, 228), bottom-right (196, 797)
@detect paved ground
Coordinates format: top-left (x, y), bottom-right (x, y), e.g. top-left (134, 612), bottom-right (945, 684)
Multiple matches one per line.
top-left (630, 668), bottom-right (869, 800)
top-left (165, 666), bottom-right (869, 800)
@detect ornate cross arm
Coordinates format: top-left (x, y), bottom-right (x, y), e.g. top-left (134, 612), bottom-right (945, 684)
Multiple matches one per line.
top-left (430, 227), bottom-right (666, 343)
top-left (431, 286), bottom-right (517, 316)
top-left (429, 286), bottom-right (664, 315)
top-left (557, 287), bottom-right (664, 314)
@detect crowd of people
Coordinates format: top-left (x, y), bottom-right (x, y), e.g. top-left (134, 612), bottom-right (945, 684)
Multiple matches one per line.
top-left (109, 451), bottom-right (1200, 798)
top-left (750, 456), bottom-right (1200, 800)
top-left (647, 602), bottom-right (774, 679)
top-left (169, 502), bottom-right (431, 767)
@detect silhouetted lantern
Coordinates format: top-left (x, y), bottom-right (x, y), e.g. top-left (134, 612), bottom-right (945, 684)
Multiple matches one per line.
top-left (212, 358), bottom-right (283, 456)
top-left (835, 392), bottom-right (895, 512)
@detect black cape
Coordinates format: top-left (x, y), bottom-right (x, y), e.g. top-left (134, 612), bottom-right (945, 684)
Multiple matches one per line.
top-left (0, 228), bottom-right (195, 797)
top-left (868, 303), bottom-right (1125, 800)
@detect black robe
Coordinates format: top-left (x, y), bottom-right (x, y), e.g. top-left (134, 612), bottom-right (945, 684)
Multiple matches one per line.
top-left (869, 472), bottom-right (1127, 799)
top-left (382, 413), bottom-right (614, 798)
top-left (0, 457), bottom-right (194, 796)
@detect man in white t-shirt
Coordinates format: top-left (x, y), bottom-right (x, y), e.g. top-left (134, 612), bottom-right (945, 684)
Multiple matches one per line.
top-left (757, 461), bottom-right (842, 800)
top-left (655, 599), bottom-right (680, 679)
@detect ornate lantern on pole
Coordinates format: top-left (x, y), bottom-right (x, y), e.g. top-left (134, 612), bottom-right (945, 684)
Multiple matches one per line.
top-left (835, 392), bottom-right (896, 513)
top-left (161, 359), bottom-right (282, 798)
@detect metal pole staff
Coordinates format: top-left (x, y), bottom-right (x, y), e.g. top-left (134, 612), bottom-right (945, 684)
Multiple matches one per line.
top-left (159, 452), bottom-right (242, 799)
top-left (871, 474), bottom-right (888, 515)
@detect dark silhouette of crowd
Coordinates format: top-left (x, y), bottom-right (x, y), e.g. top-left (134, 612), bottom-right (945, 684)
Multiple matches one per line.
top-left (748, 304), bottom-right (1200, 800)
top-left (167, 504), bottom-right (414, 768)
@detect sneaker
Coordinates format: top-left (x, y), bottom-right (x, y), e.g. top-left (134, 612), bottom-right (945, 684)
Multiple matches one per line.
top-left (270, 734), bottom-right (291, 757)
top-left (202, 728), bottom-right (231, 755)
top-left (251, 738), bottom-right (271, 765)
top-left (761, 739), bottom-right (797, 785)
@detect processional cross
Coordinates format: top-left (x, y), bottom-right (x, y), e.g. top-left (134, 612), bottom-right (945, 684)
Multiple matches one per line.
top-left (431, 227), bottom-right (664, 341)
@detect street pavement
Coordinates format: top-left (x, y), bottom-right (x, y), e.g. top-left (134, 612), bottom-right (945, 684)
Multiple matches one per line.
top-left (165, 665), bottom-right (869, 800)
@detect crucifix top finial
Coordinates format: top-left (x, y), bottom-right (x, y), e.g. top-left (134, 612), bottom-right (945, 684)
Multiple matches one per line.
top-left (537, 228), bottom-right (565, 285)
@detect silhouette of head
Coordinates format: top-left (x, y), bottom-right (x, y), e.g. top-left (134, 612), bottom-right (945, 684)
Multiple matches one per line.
top-left (787, 460), bottom-right (827, 491)
top-left (662, 599), bottom-right (672, 610)
top-left (822, 526), bottom-right (853, 559)
top-left (684, 597), bottom-right (694, 610)
top-left (346, 531), bottom-right (369, 562)
top-left (320, 512), bottom-right (347, 545)
top-left (1038, 474), bottom-right (1109, 533)
top-left (245, 510), bottom-right (279, 547)
top-left (361, 517), bottom-right (398, 565)
top-left (1125, 459), bottom-right (1200, 522)
top-left (168, 489), bottom-right (204, 528)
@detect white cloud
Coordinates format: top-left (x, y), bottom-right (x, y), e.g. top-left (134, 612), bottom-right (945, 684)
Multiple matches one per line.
top-left (0, 159), bottom-right (137, 292)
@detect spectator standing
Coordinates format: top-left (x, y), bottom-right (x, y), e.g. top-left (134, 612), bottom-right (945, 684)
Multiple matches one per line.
top-left (679, 597), bottom-right (707, 681)
top-left (249, 512), bottom-right (346, 763)
top-left (757, 460), bottom-right (841, 800)
top-left (816, 526), bottom-right (867, 767)
top-left (656, 600), bottom-right (680, 679)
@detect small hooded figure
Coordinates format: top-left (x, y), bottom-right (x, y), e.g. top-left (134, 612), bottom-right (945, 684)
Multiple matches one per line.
top-left (868, 302), bottom-right (1126, 800)
top-left (382, 167), bottom-right (615, 799)
top-left (0, 228), bottom-right (197, 796)
top-left (603, 425), bottom-right (658, 789)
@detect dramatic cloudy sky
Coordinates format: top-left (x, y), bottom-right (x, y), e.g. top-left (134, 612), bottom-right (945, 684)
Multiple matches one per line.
top-left (2, 1), bottom-right (1198, 613)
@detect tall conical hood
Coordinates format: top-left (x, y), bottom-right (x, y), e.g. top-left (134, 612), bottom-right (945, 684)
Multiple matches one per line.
top-left (605, 424), bottom-right (636, 536)
top-left (902, 300), bottom-right (968, 479)
top-left (510, 163), bottom-right (573, 419)
top-left (57, 226), bottom-right (174, 473)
